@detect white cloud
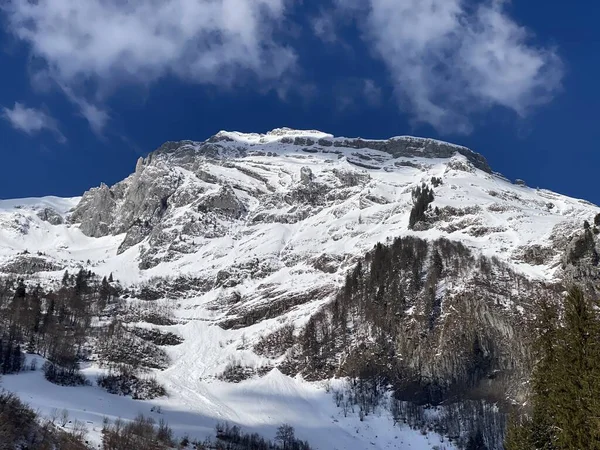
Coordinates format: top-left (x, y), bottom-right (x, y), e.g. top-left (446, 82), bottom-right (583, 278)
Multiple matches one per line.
top-left (60, 86), bottom-right (110, 136)
top-left (312, 11), bottom-right (338, 44)
top-left (2, 0), bottom-right (562, 135)
top-left (2, 0), bottom-right (297, 133)
top-left (2, 102), bottom-right (65, 142)
top-left (335, 0), bottom-right (563, 133)
top-left (363, 79), bottom-right (383, 107)
top-left (77, 101), bottom-right (110, 137)
top-left (333, 78), bottom-right (383, 111)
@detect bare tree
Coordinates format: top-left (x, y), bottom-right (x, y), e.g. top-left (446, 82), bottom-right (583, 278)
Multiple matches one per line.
top-left (60, 408), bottom-right (69, 427)
top-left (71, 419), bottom-right (88, 441)
top-left (275, 424), bottom-right (295, 449)
top-left (49, 408), bottom-right (59, 425)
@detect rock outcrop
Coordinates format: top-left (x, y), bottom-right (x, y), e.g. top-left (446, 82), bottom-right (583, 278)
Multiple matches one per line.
top-left (36, 207), bottom-right (64, 225)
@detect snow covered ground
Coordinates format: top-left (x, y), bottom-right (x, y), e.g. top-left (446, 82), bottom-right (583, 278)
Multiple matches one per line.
top-left (3, 355), bottom-right (454, 449)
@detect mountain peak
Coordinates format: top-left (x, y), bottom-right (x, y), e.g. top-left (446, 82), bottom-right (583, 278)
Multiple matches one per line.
top-left (148, 129), bottom-right (493, 174)
top-left (211, 127), bottom-right (333, 145)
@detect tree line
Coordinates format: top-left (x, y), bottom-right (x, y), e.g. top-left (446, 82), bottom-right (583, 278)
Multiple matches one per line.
top-left (0, 269), bottom-right (117, 384)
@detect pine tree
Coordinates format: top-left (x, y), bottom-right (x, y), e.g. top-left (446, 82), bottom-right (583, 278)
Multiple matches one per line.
top-left (62, 270), bottom-right (69, 286)
top-left (432, 250), bottom-right (443, 278)
top-left (527, 296), bottom-right (559, 449)
top-left (100, 276), bottom-right (111, 302)
top-left (13, 280), bottom-right (26, 300)
top-left (506, 287), bottom-right (600, 450)
top-left (408, 184), bottom-right (434, 229)
top-left (26, 334), bottom-right (35, 354)
top-left (465, 429), bottom-right (486, 450)
top-left (2, 341), bottom-right (13, 374)
top-left (11, 345), bottom-right (22, 373)
top-left (75, 269), bottom-right (87, 296)
top-left (504, 414), bottom-right (535, 450)
top-left (553, 287), bottom-right (600, 449)
top-left (43, 297), bottom-right (55, 330)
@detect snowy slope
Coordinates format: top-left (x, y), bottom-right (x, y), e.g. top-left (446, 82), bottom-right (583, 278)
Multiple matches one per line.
top-left (2, 355), bottom-right (455, 450)
top-left (0, 129), bottom-right (594, 285)
top-left (0, 128), bottom-right (597, 449)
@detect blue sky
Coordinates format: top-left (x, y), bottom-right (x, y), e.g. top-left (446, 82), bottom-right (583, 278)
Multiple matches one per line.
top-left (0, 0), bottom-right (598, 203)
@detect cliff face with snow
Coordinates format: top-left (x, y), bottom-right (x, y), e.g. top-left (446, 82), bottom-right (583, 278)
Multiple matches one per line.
top-left (6, 128), bottom-right (595, 295)
top-left (1, 128), bottom-right (599, 449)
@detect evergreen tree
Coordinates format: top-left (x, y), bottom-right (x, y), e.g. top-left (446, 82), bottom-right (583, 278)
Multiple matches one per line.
top-left (13, 280), bottom-right (26, 300)
top-left (408, 184), bottom-right (434, 229)
top-left (11, 345), bottom-right (22, 373)
top-left (465, 429), bottom-right (486, 450)
top-left (504, 414), bottom-right (535, 450)
top-left (75, 269), bottom-right (87, 296)
top-left (526, 296), bottom-right (559, 449)
top-left (100, 276), bottom-right (111, 302)
top-left (506, 287), bottom-right (600, 449)
top-left (553, 287), bottom-right (600, 449)
top-left (2, 341), bottom-right (12, 374)
top-left (26, 334), bottom-right (35, 354)
top-left (61, 270), bottom-right (69, 286)
top-left (43, 297), bottom-right (55, 330)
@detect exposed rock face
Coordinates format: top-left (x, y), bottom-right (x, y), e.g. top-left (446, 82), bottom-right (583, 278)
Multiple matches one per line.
top-left (70, 161), bottom-right (184, 254)
top-left (69, 183), bottom-right (116, 237)
top-left (64, 129), bottom-right (595, 280)
top-left (561, 227), bottom-right (600, 297)
top-left (117, 221), bottom-right (153, 254)
top-left (300, 166), bottom-right (313, 184)
top-left (116, 163), bottom-right (181, 232)
top-left (1, 255), bottom-right (64, 274)
top-left (36, 207), bottom-right (64, 225)
top-left (516, 244), bottom-right (556, 266)
top-left (332, 136), bottom-right (492, 173)
top-left (69, 131), bottom-right (493, 255)
top-left (197, 185), bottom-right (246, 219)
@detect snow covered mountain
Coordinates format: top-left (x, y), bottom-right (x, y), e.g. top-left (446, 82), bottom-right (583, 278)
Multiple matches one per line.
top-left (3, 128), bottom-right (594, 288)
top-left (1, 128), bottom-right (598, 449)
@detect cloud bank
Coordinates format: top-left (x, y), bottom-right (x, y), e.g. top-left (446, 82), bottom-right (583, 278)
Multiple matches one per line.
top-left (2, 0), bottom-right (562, 135)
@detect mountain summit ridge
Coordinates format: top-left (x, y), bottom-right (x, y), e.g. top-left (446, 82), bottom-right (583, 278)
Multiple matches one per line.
top-left (150, 128), bottom-right (492, 173)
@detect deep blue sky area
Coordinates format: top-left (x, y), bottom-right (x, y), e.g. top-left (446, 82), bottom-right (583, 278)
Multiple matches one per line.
top-left (0, 0), bottom-right (599, 204)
